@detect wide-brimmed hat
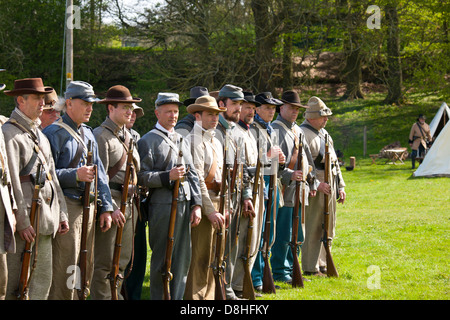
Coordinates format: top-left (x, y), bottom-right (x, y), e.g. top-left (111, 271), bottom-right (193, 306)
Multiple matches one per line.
top-left (133, 103), bottom-right (144, 118)
top-left (4, 78), bottom-right (54, 96)
top-left (303, 96), bottom-right (332, 119)
top-left (155, 92), bottom-right (183, 107)
top-left (187, 95), bottom-right (227, 114)
top-left (44, 88), bottom-right (59, 110)
top-left (255, 92), bottom-right (283, 106)
top-left (65, 81), bottom-right (100, 102)
top-left (218, 84), bottom-right (245, 101)
top-left (98, 85), bottom-right (142, 104)
top-left (243, 91), bottom-right (261, 107)
top-left (280, 90), bottom-right (308, 108)
top-left (184, 86), bottom-right (209, 106)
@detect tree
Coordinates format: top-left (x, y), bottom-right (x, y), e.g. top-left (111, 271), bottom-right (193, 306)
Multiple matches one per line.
top-left (384, 2), bottom-right (403, 105)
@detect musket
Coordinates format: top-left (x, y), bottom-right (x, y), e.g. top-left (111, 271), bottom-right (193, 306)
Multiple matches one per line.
top-left (241, 152), bottom-right (261, 300)
top-left (16, 163), bottom-right (42, 300)
top-left (262, 157), bottom-right (277, 294)
top-left (213, 136), bottom-right (228, 300)
top-left (290, 133), bottom-right (304, 288)
top-left (108, 139), bottom-right (134, 300)
top-left (161, 137), bottom-right (184, 300)
top-left (78, 141), bottom-right (94, 300)
top-left (322, 134), bottom-right (339, 277)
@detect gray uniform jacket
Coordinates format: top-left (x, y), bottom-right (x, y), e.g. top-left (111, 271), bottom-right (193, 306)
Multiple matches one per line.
top-left (272, 115), bottom-right (318, 207)
top-left (137, 127), bottom-right (202, 208)
top-left (2, 109), bottom-right (68, 236)
top-left (0, 128), bottom-right (17, 253)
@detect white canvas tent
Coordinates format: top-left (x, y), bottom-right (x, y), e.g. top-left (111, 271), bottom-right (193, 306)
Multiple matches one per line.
top-left (413, 121), bottom-right (450, 177)
top-left (429, 102), bottom-right (450, 139)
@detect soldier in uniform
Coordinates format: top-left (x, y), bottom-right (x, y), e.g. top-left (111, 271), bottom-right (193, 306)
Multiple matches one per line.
top-left (231, 91), bottom-right (264, 298)
top-left (91, 85), bottom-right (142, 299)
top-left (184, 95), bottom-right (227, 300)
top-left (2, 78), bottom-right (69, 299)
top-left (122, 103), bottom-right (147, 300)
top-left (175, 86), bottom-right (210, 137)
top-left (0, 77), bottom-right (16, 299)
top-left (250, 91), bottom-right (286, 291)
top-left (43, 80), bottom-right (114, 299)
top-left (39, 89), bottom-right (60, 130)
top-left (271, 90), bottom-right (317, 283)
top-left (138, 92), bottom-right (202, 300)
top-left (300, 96), bottom-right (346, 276)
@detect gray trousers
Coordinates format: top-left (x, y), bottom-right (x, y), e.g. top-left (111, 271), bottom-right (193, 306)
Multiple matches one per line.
top-left (148, 199), bottom-right (192, 300)
top-left (90, 191), bottom-right (137, 300)
top-left (48, 197), bottom-right (95, 300)
top-left (301, 188), bottom-right (337, 273)
top-left (6, 233), bottom-right (53, 300)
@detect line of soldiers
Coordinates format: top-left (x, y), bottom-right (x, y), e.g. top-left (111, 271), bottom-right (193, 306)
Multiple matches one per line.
top-left (0, 76), bottom-right (346, 300)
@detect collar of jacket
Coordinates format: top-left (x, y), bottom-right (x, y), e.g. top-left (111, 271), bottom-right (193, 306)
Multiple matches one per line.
top-left (12, 108), bottom-right (41, 131)
top-left (62, 113), bottom-right (85, 133)
top-left (275, 114), bottom-right (296, 129)
top-left (219, 113), bottom-right (235, 130)
top-left (103, 116), bottom-right (124, 135)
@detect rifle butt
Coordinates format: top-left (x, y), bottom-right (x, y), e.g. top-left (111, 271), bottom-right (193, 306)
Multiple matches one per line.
top-left (325, 246), bottom-right (339, 277)
top-left (262, 258), bottom-right (276, 294)
top-left (242, 263), bottom-right (256, 300)
top-left (162, 277), bottom-right (171, 300)
top-left (291, 251), bottom-right (304, 288)
top-left (214, 273), bottom-right (226, 300)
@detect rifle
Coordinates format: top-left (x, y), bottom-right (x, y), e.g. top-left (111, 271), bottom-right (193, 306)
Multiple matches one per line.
top-left (322, 134), bottom-right (339, 277)
top-left (241, 153), bottom-right (261, 300)
top-left (16, 164), bottom-right (42, 300)
top-left (77, 141), bottom-right (95, 300)
top-left (212, 136), bottom-right (228, 300)
top-left (108, 139), bottom-right (134, 300)
top-left (290, 133), bottom-right (304, 288)
top-left (262, 163), bottom-right (277, 294)
top-left (162, 137), bottom-right (183, 300)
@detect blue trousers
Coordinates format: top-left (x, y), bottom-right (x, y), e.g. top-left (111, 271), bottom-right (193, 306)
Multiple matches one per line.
top-left (251, 175), bottom-right (280, 287)
top-left (271, 206), bottom-right (304, 282)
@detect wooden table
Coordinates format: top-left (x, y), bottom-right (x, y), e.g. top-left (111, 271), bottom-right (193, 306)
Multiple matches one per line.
top-left (384, 148), bottom-right (407, 165)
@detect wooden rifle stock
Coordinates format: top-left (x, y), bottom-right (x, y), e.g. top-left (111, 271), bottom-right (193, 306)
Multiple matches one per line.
top-left (108, 139), bottom-right (134, 300)
top-left (78, 141), bottom-right (94, 300)
top-left (16, 164), bottom-right (42, 300)
top-left (323, 134), bottom-right (339, 277)
top-left (241, 157), bottom-right (261, 300)
top-left (290, 133), bottom-right (304, 288)
top-left (262, 173), bottom-right (276, 294)
top-left (162, 138), bottom-right (183, 300)
top-left (213, 139), bottom-right (228, 300)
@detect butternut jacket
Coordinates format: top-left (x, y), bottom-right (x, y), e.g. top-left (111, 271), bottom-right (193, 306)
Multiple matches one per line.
top-left (2, 109), bottom-right (68, 236)
top-left (0, 127), bottom-right (17, 253)
top-left (93, 117), bottom-right (140, 211)
top-left (409, 122), bottom-right (431, 150)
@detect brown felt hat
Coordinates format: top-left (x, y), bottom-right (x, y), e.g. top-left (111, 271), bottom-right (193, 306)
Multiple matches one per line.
top-left (280, 90), bottom-right (308, 108)
top-left (4, 78), bottom-right (54, 96)
top-left (98, 85), bottom-right (142, 104)
top-left (187, 95), bottom-right (227, 114)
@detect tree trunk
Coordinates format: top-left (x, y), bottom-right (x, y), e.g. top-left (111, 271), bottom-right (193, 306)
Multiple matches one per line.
top-left (384, 4), bottom-right (403, 105)
top-left (251, 0), bottom-right (277, 92)
top-left (339, 0), bottom-right (364, 100)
